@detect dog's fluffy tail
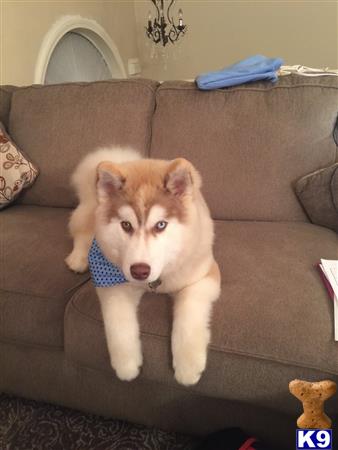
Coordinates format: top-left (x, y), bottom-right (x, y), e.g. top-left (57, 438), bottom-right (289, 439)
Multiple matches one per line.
top-left (71, 146), bottom-right (141, 204)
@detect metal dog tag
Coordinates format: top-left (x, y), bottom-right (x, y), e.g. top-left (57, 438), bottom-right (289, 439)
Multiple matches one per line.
top-left (148, 279), bottom-right (162, 291)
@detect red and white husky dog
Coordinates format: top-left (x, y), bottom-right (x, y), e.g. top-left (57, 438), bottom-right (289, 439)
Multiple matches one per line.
top-left (66, 147), bottom-right (220, 386)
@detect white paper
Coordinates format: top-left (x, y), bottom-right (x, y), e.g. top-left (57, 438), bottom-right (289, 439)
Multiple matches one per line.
top-left (320, 260), bottom-right (338, 341)
top-left (279, 65), bottom-right (338, 76)
top-left (321, 260), bottom-right (338, 299)
top-left (334, 296), bottom-right (338, 342)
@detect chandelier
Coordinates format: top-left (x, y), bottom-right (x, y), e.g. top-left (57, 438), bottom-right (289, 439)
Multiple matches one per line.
top-left (146, 0), bottom-right (187, 47)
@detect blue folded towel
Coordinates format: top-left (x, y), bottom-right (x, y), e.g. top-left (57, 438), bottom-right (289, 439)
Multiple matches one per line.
top-left (196, 55), bottom-right (284, 90)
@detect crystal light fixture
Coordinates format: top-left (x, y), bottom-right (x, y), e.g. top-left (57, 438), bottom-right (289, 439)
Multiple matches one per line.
top-left (146, 0), bottom-right (187, 47)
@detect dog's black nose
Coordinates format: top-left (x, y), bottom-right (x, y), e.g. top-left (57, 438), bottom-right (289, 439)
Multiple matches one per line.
top-left (130, 263), bottom-right (151, 280)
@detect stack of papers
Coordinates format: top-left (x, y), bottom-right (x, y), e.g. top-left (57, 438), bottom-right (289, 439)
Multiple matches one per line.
top-left (279, 65), bottom-right (338, 77)
top-left (317, 260), bottom-right (338, 341)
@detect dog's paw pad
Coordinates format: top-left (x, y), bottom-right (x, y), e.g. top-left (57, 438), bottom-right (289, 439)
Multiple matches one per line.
top-left (65, 252), bottom-right (88, 273)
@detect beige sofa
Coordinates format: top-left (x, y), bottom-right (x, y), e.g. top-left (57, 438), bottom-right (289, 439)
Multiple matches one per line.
top-left (1, 75), bottom-right (337, 449)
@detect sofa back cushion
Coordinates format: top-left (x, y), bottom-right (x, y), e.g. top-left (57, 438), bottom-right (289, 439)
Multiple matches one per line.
top-left (150, 76), bottom-right (338, 221)
top-left (8, 79), bottom-right (158, 207)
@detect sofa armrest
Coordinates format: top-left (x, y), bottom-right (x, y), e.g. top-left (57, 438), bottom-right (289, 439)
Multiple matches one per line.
top-left (0, 85), bottom-right (19, 129)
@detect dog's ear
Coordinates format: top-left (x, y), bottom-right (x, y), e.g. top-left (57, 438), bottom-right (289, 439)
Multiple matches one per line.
top-left (164, 158), bottom-right (201, 196)
top-left (97, 161), bottom-right (125, 199)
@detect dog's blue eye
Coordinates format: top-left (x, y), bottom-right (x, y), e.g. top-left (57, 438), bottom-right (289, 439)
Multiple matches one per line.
top-left (155, 221), bottom-right (168, 232)
top-left (121, 221), bottom-right (133, 233)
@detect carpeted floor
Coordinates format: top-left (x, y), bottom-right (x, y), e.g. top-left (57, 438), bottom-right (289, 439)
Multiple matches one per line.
top-left (0, 393), bottom-right (199, 450)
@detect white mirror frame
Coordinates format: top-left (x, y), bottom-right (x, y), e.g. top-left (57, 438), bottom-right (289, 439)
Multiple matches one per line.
top-left (34, 15), bottom-right (126, 84)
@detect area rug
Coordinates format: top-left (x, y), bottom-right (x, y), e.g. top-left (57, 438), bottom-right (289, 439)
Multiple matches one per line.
top-left (0, 393), bottom-right (198, 449)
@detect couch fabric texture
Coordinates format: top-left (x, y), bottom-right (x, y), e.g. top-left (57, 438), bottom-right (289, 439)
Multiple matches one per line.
top-left (10, 80), bottom-right (158, 207)
top-left (1, 75), bottom-right (337, 450)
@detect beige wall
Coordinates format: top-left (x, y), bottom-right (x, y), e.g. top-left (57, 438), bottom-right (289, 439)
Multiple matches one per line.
top-left (1, 0), bottom-right (337, 85)
top-left (0, 0), bottom-right (139, 85)
top-left (135, 0), bottom-right (338, 81)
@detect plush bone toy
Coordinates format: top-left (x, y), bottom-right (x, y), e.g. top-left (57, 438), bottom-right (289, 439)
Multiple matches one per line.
top-left (289, 379), bottom-right (337, 429)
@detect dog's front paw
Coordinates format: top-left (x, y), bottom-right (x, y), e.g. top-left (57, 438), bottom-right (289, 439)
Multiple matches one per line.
top-left (65, 251), bottom-right (88, 273)
top-left (112, 351), bottom-right (143, 382)
top-left (173, 348), bottom-right (207, 386)
top-left (115, 360), bottom-right (141, 381)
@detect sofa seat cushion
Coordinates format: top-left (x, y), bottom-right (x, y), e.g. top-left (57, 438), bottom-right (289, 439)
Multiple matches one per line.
top-left (0, 205), bottom-right (89, 347)
top-left (64, 221), bottom-right (338, 413)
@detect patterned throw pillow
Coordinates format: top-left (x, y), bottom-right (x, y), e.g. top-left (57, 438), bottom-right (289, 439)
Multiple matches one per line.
top-left (0, 124), bottom-right (39, 209)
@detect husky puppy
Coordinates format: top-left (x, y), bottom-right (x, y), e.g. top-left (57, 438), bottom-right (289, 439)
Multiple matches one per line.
top-left (65, 147), bottom-right (221, 386)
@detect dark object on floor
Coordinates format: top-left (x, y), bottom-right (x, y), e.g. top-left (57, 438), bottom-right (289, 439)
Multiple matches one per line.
top-left (0, 394), bottom-right (198, 450)
top-left (194, 427), bottom-right (271, 450)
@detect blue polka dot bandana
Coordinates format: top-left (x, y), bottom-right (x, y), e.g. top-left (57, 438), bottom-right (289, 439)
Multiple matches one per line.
top-left (88, 239), bottom-right (128, 288)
